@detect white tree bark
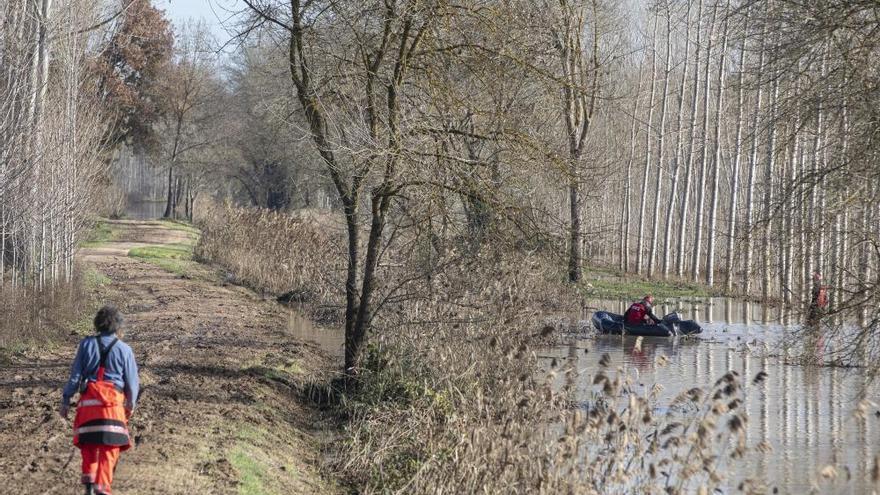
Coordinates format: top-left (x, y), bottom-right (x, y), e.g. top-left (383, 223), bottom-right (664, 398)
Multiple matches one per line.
top-left (742, 15), bottom-right (767, 297)
top-left (724, 5), bottom-right (748, 292)
top-left (676, 0), bottom-right (704, 278)
top-left (705, 0), bottom-right (730, 286)
top-left (690, 1), bottom-right (718, 281)
top-left (783, 126), bottom-right (801, 306)
top-left (621, 63), bottom-right (645, 273)
top-left (647, 4), bottom-right (673, 277)
top-left (662, 0), bottom-right (693, 278)
top-left (636, 15), bottom-right (659, 274)
top-left (761, 63), bottom-right (781, 301)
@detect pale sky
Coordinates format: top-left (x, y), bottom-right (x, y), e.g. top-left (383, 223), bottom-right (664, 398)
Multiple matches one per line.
top-left (154, 0), bottom-right (239, 50)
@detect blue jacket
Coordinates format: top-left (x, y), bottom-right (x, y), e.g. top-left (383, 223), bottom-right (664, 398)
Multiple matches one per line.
top-left (62, 333), bottom-right (140, 409)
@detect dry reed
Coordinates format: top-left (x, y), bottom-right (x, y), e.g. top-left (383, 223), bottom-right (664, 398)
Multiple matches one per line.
top-left (194, 202), bottom-right (344, 321)
top-left (0, 267), bottom-right (92, 353)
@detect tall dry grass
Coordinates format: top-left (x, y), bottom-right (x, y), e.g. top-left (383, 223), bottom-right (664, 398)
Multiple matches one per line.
top-left (0, 268), bottom-right (92, 354)
top-left (194, 203), bottom-right (344, 321)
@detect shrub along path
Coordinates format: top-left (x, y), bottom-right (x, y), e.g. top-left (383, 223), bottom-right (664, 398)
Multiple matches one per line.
top-left (0, 220), bottom-right (339, 494)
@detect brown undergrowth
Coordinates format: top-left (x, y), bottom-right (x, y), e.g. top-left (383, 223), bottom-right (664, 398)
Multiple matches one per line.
top-left (0, 267), bottom-right (102, 357)
top-left (195, 203), bottom-right (344, 323)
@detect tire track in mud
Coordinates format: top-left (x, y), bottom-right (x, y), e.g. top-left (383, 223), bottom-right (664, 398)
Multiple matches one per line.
top-left (0, 220), bottom-right (338, 494)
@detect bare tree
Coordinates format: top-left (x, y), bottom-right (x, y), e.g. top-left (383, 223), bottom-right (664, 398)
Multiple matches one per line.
top-left (741, 5), bottom-right (767, 296)
top-left (636, 14), bottom-right (659, 274)
top-left (1, 0), bottom-right (109, 290)
top-left (662, 0), bottom-right (693, 278)
top-left (154, 22), bottom-right (221, 220)
top-left (239, 0), bottom-right (462, 375)
top-left (548, 0), bottom-right (602, 282)
top-left (676, 0), bottom-right (704, 278)
top-left (724, 4), bottom-right (749, 293)
top-left (690, 1), bottom-right (718, 281)
top-left (647, 1), bottom-right (672, 277)
top-left (704, 0), bottom-right (730, 286)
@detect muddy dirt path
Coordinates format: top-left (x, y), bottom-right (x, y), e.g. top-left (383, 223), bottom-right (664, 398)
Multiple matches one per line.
top-left (0, 220), bottom-right (339, 494)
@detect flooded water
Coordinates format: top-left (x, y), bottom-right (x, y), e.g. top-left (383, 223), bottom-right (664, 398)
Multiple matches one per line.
top-left (278, 294), bottom-right (879, 492)
top-left (125, 200), bottom-right (166, 220)
top-left (287, 309), bottom-right (345, 358)
top-left (545, 298), bottom-right (880, 494)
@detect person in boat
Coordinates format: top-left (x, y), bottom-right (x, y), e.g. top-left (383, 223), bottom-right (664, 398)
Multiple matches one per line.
top-left (624, 295), bottom-right (662, 326)
top-left (60, 305), bottom-right (139, 495)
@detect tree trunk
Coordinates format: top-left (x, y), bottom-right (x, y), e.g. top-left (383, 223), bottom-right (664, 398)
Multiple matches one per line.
top-left (676, 0), bottom-right (704, 278)
top-left (648, 6), bottom-right (672, 277)
top-left (621, 63), bottom-right (645, 273)
top-left (705, 0), bottom-right (729, 287)
top-left (662, 0), bottom-right (693, 278)
top-left (743, 18), bottom-right (767, 297)
top-left (833, 87), bottom-right (850, 311)
top-left (761, 68), bottom-right (781, 301)
top-left (568, 176), bottom-right (581, 282)
top-left (814, 48), bottom-right (829, 279)
top-left (636, 15), bottom-right (659, 274)
top-left (558, 0), bottom-right (599, 282)
top-left (782, 133), bottom-right (797, 306)
top-left (173, 176), bottom-right (183, 219)
top-left (342, 199), bottom-right (361, 374)
top-left (163, 166), bottom-right (174, 218)
top-left (350, 192), bottom-right (393, 371)
top-left (691, 2), bottom-right (718, 281)
top-left (805, 92), bottom-right (823, 299)
top-left (857, 197), bottom-right (873, 327)
top-left (725, 8), bottom-right (748, 292)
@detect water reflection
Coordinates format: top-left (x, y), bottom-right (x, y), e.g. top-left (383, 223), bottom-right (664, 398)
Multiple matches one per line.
top-left (125, 200), bottom-right (165, 220)
top-left (544, 319), bottom-right (880, 494)
top-left (287, 309), bottom-right (344, 357)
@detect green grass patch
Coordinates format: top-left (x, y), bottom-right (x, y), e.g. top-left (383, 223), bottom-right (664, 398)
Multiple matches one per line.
top-left (71, 312), bottom-right (96, 336)
top-left (157, 219), bottom-right (201, 240)
top-left (83, 267), bottom-right (111, 289)
top-left (235, 425), bottom-right (268, 444)
top-left (230, 446), bottom-right (273, 495)
top-left (129, 244), bottom-right (194, 275)
top-left (580, 267), bottom-right (713, 300)
top-left (245, 361), bottom-right (304, 381)
top-left (129, 244), bottom-right (193, 260)
top-left (80, 220), bottom-right (119, 247)
top-left (227, 421), bottom-right (312, 495)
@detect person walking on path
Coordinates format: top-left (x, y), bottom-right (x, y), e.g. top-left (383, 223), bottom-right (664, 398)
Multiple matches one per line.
top-left (59, 305), bottom-right (139, 495)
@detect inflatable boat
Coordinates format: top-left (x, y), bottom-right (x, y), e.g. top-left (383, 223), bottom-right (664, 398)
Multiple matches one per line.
top-left (591, 311), bottom-right (702, 337)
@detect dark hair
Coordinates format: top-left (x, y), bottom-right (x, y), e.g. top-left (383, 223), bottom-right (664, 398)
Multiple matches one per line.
top-left (94, 305), bottom-right (123, 334)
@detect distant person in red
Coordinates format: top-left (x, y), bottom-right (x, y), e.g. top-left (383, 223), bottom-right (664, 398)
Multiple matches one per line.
top-left (60, 306), bottom-right (139, 495)
top-left (625, 295), bottom-right (662, 325)
top-left (807, 272), bottom-right (829, 326)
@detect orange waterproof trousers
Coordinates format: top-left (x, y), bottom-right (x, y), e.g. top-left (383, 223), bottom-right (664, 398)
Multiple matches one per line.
top-left (80, 445), bottom-right (120, 494)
